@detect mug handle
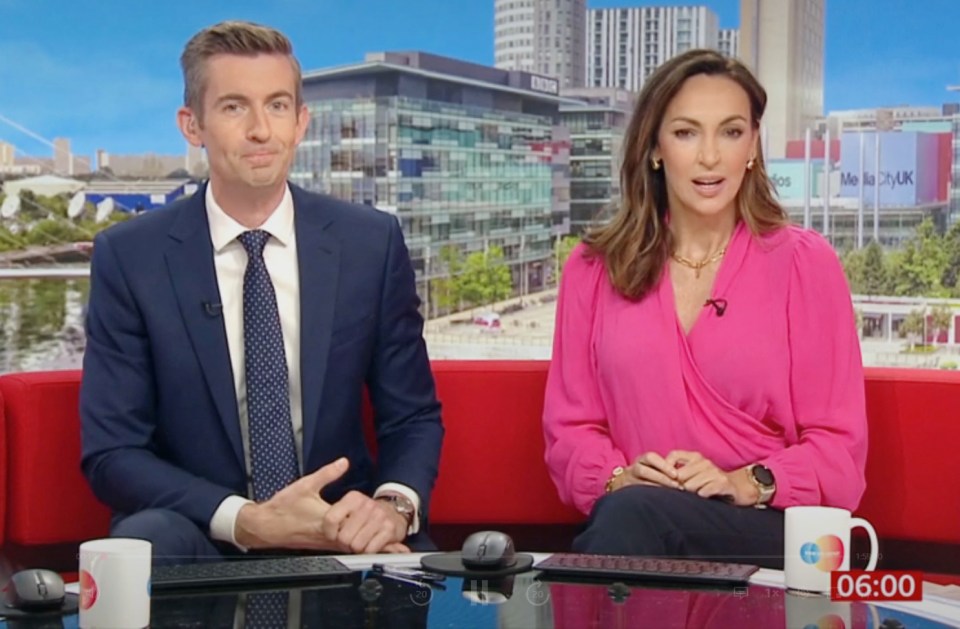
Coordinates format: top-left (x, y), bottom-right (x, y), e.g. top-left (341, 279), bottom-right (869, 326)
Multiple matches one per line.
top-left (850, 517), bottom-right (879, 571)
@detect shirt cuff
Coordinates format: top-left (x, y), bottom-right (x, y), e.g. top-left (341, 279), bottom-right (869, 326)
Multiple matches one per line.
top-left (374, 483), bottom-right (421, 535)
top-left (209, 494), bottom-right (254, 551)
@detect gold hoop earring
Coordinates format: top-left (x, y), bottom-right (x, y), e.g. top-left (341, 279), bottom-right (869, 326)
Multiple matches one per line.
top-left (651, 158), bottom-right (661, 171)
top-left (746, 158), bottom-right (755, 170)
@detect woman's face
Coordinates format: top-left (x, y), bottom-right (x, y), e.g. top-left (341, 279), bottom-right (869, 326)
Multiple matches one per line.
top-left (652, 74), bottom-right (758, 223)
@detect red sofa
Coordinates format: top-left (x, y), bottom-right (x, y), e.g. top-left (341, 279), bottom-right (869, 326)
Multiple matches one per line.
top-left (0, 363), bottom-right (958, 554)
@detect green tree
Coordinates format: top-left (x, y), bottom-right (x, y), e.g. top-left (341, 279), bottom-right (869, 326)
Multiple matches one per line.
top-left (429, 278), bottom-right (454, 315)
top-left (14, 190), bottom-right (69, 221)
top-left (456, 245), bottom-right (513, 308)
top-left (899, 309), bottom-right (927, 349)
top-left (430, 245), bottom-right (463, 311)
top-left (7, 279), bottom-right (68, 352)
top-left (840, 248), bottom-right (867, 294)
top-left (890, 218), bottom-right (948, 297)
top-left (554, 235), bottom-right (581, 281)
top-left (16, 190), bottom-right (46, 221)
top-left (0, 224), bottom-right (26, 252)
top-left (429, 245), bottom-right (464, 314)
top-left (941, 221), bottom-right (960, 296)
top-left (39, 193), bottom-right (69, 219)
top-left (0, 206), bottom-right (130, 250)
top-left (929, 304), bottom-right (953, 344)
top-left (24, 218), bottom-right (85, 246)
top-left (861, 240), bottom-right (890, 295)
top-left (438, 245), bottom-right (463, 275)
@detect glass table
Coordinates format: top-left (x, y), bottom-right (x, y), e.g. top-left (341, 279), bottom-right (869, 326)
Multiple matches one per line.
top-left (2, 553), bottom-right (957, 628)
top-left (147, 568), bottom-right (960, 628)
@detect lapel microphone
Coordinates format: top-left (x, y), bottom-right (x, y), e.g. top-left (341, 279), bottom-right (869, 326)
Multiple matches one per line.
top-left (704, 298), bottom-right (728, 317)
top-left (203, 301), bottom-right (223, 317)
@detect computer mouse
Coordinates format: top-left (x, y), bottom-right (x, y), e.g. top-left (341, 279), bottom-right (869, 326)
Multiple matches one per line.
top-left (461, 531), bottom-right (517, 570)
top-left (4, 568), bottom-right (66, 610)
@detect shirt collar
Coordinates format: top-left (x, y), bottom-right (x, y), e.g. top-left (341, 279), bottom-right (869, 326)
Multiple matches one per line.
top-left (205, 184), bottom-right (294, 253)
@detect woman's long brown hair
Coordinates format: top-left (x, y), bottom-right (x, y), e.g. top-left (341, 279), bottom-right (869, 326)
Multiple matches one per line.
top-left (583, 49), bottom-right (788, 300)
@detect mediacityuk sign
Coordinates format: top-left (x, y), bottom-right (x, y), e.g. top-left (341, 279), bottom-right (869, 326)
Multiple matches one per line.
top-left (839, 131), bottom-right (940, 207)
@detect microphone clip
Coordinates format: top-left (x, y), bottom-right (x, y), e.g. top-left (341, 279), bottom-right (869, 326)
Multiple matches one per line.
top-left (704, 298), bottom-right (728, 317)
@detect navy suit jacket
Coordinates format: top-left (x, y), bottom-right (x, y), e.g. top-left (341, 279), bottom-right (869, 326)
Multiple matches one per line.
top-left (80, 184), bottom-right (443, 532)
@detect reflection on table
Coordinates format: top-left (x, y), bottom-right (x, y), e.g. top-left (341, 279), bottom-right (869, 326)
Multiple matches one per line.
top-left (3, 562), bottom-right (955, 628)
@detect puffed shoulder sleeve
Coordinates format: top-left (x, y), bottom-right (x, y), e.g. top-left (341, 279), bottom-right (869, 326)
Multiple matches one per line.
top-left (761, 230), bottom-right (868, 510)
top-left (543, 244), bottom-right (628, 515)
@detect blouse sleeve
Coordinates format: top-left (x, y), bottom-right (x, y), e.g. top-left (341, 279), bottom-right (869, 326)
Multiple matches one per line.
top-left (761, 231), bottom-right (868, 510)
top-left (542, 245), bottom-right (628, 515)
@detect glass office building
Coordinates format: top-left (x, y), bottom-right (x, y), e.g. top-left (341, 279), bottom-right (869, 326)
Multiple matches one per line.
top-left (559, 87), bottom-right (635, 235)
top-left (293, 52), bottom-right (578, 313)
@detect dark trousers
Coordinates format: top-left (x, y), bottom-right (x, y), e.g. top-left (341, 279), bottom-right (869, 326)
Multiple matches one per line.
top-left (573, 485), bottom-right (785, 569)
top-left (112, 509), bottom-right (436, 565)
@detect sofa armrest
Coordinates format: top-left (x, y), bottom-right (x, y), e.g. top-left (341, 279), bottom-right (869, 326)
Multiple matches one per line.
top-left (0, 371), bottom-right (110, 545)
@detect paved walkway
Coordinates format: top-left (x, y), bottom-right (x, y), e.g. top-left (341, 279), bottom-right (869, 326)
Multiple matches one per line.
top-left (425, 292), bottom-right (960, 367)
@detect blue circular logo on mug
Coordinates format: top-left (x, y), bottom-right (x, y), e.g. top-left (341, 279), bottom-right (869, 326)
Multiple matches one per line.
top-left (800, 542), bottom-right (820, 564)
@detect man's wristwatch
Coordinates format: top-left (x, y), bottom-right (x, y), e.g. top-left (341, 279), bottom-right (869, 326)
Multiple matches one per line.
top-left (747, 464), bottom-right (776, 508)
top-left (375, 494), bottom-right (416, 528)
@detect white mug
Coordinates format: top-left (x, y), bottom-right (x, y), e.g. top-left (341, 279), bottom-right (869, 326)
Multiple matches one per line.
top-left (784, 591), bottom-right (853, 629)
top-left (784, 506), bottom-right (878, 594)
top-left (79, 538), bottom-right (152, 628)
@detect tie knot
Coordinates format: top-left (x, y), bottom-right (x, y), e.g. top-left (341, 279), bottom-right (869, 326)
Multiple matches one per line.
top-left (238, 230), bottom-right (271, 258)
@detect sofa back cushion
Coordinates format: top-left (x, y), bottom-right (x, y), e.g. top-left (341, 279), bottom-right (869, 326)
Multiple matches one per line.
top-left (428, 361), bottom-right (581, 524)
top-left (1, 364), bottom-right (959, 547)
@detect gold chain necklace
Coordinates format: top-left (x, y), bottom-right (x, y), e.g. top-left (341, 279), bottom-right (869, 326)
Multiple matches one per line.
top-left (671, 245), bottom-right (727, 279)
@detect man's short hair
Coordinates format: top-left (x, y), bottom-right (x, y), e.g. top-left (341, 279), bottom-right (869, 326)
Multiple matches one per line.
top-left (180, 21), bottom-right (303, 120)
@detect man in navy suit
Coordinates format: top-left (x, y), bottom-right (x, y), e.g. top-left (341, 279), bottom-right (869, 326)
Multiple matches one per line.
top-left (80, 21), bottom-right (443, 563)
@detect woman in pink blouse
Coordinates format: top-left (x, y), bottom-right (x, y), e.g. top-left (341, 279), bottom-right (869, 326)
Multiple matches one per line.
top-left (543, 49), bottom-right (867, 568)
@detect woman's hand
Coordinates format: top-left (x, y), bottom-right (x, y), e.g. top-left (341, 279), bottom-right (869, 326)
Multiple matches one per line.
top-left (665, 450), bottom-right (759, 507)
top-left (608, 450), bottom-right (760, 507)
top-left (609, 451), bottom-right (684, 492)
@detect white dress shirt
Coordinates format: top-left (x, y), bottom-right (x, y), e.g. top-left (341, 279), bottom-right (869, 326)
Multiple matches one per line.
top-left (204, 185), bottom-right (420, 549)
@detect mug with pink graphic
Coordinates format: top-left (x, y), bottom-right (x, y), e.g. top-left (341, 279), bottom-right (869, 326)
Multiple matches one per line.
top-left (784, 506), bottom-right (878, 594)
top-left (79, 537), bottom-right (151, 628)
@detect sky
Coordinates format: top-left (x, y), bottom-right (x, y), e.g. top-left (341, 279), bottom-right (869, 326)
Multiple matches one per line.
top-left (1, 0), bottom-right (959, 159)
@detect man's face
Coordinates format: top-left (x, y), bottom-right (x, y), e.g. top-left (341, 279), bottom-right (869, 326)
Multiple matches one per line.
top-left (179, 53), bottom-right (309, 195)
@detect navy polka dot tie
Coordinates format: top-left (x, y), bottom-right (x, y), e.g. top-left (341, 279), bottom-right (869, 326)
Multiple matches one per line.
top-left (238, 230), bottom-right (299, 503)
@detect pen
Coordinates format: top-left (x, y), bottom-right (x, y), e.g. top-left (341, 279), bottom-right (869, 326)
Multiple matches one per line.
top-left (371, 563), bottom-right (447, 583)
top-left (378, 571), bottom-right (448, 590)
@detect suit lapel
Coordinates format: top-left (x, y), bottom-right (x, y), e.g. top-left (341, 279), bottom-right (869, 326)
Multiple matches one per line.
top-left (165, 187), bottom-right (244, 470)
top-left (292, 186), bottom-right (340, 466)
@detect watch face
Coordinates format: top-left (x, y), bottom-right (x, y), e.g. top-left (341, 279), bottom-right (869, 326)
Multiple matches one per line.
top-left (380, 495), bottom-right (414, 515)
top-left (752, 465), bottom-right (775, 487)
